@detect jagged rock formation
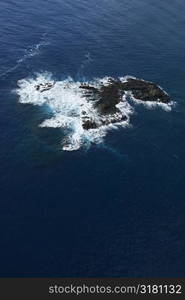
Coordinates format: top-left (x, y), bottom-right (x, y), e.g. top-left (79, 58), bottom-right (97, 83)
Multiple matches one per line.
top-left (80, 77), bottom-right (170, 129)
top-left (35, 82), bottom-right (55, 92)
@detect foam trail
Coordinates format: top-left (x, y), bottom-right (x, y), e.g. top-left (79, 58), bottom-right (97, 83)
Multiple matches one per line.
top-left (99, 143), bottom-right (129, 161)
top-left (17, 34), bottom-right (50, 64)
top-left (0, 34), bottom-right (50, 78)
top-left (77, 52), bottom-right (93, 79)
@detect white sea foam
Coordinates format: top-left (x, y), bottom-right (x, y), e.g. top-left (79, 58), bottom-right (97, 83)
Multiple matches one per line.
top-left (16, 73), bottom-right (172, 151)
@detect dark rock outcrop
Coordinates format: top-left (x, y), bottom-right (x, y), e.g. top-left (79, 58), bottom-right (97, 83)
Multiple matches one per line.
top-left (79, 77), bottom-right (170, 130)
top-left (35, 82), bottom-right (55, 92)
top-left (96, 83), bottom-right (122, 114)
top-left (82, 113), bottom-right (127, 130)
top-left (120, 78), bottom-right (170, 103)
top-left (82, 119), bottom-right (99, 130)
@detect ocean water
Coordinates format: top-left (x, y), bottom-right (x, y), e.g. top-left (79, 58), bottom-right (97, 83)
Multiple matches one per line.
top-left (0, 0), bottom-right (185, 277)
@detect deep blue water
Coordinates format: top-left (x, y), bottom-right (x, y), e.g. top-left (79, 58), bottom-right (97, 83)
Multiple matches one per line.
top-left (0, 0), bottom-right (185, 277)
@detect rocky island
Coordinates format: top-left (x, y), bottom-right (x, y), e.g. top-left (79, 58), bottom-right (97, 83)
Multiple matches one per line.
top-left (35, 77), bottom-right (171, 131)
top-left (18, 74), bottom-right (172, 151)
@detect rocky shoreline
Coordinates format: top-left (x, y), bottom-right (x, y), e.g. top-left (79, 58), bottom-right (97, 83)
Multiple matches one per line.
top-left (79, 77), bottom-right (170, 130)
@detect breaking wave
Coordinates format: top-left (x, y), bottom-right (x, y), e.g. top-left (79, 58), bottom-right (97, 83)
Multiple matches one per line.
top-left (16, 73), bottom-right (172, 151)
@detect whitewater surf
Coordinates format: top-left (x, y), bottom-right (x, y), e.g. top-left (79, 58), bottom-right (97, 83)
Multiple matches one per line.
top-left (16, 73), bottom-right (173, 151)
